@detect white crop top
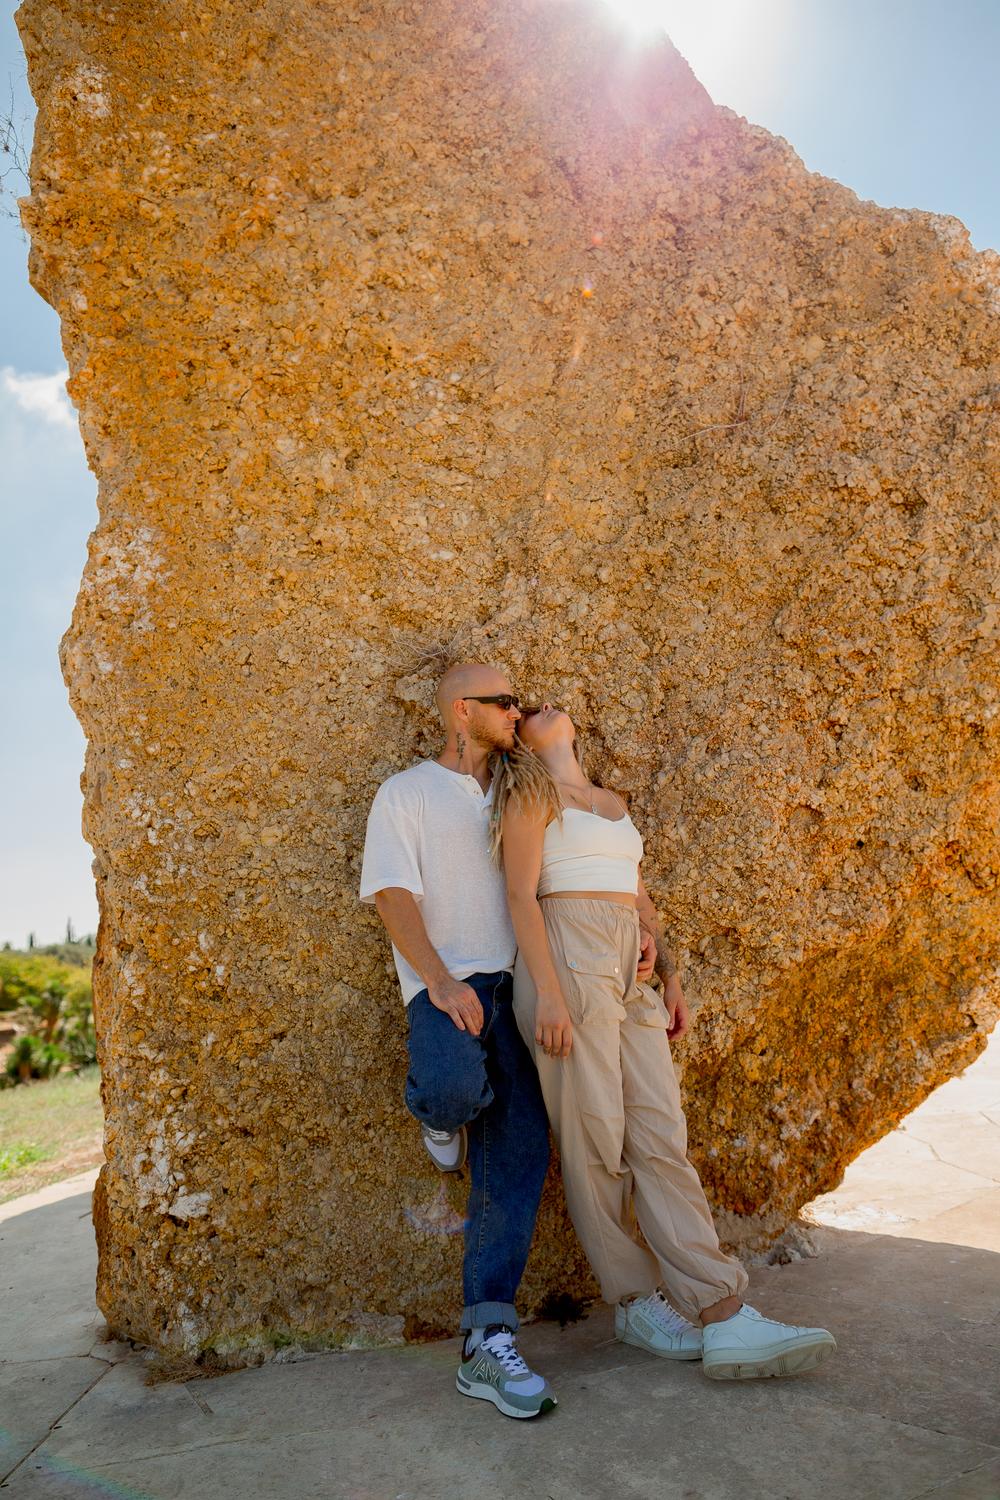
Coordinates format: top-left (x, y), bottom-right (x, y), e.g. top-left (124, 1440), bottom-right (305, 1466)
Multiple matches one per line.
top-left (536, 801), bottom-right (644, 897)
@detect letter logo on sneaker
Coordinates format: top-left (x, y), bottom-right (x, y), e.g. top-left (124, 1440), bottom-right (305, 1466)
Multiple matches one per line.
top-left (471, 1356), bottom-right (502, 1391)
top-left (456, 1327), bottom-right (557, 1420)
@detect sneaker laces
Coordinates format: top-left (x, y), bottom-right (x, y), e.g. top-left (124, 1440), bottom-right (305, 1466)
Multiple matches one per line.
top-left (641, 1289), bottom-right (699, 1336)
top-left (480, 1328), bottom-right (531, 1376)
top-left (424, 1127), bottom-right (456, 1142)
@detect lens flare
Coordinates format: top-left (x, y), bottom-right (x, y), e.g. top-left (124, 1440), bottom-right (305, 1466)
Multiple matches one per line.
top-left (596, 0), bottom-right (668, 35)
top-left (593, 0), bottom-right (795, 118)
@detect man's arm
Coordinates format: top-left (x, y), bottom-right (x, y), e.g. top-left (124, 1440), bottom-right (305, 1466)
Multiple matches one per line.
top-left (360, 781), bottom-right (484, 1034)
top-left (636, 870), bottom-right (679, 982)
top-left (373, 887), bottom-right (484, 1035)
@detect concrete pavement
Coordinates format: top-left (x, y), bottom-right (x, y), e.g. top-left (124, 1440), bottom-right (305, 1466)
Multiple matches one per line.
top-left (2, 1030), bottom-right (999, 1500)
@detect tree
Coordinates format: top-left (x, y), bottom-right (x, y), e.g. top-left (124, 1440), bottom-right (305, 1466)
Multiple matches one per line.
top-left (1, 74), bottom-right (30, 227)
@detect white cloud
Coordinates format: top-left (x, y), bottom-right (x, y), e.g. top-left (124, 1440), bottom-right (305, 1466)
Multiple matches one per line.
top-left (0, 350), bottom-right (96, 947)
top-left (0, 365), bottom-right (76, 429)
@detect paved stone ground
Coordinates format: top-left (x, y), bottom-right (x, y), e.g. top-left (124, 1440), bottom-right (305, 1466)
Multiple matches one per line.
top-left (2, 1030), bottom-right (998, 1500)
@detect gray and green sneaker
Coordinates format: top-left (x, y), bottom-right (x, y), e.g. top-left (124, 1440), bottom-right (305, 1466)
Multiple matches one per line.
top-left (456, 1325), bottom-right (557, 1419)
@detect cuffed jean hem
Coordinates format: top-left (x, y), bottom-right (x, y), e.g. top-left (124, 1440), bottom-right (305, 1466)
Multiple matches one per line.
top-left (460, 1300), bottom-right (520, 1333)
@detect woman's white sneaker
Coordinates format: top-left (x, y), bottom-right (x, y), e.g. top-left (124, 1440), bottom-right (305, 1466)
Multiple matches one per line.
top-left (420, 1123), bottom-right (467, 1171)
top-left (701, 1303), bottom-right (837, 1380)
top-left (615, 1289), bottom-right (703, 1360)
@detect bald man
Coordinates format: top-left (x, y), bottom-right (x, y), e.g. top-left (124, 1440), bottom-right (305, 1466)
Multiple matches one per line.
top-left (359, 663), bottom-right (557, 1419)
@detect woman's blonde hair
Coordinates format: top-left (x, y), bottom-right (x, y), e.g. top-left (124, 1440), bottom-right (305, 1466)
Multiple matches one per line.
top-left (487, 719), bottom-right (590, 867)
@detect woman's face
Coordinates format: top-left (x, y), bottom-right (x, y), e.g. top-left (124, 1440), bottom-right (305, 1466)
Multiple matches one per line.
top-left (516, 702), bottom-right (575, 752)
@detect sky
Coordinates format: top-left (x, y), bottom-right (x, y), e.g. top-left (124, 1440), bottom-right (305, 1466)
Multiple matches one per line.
top-left (1, 0), bottom-right (998, 949)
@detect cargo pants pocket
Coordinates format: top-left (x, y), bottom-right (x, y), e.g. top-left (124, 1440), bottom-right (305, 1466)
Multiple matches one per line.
top-left (626, 980), bottom-right (671, 1028)
top-left (562, 948), bottom-right (629, 1025)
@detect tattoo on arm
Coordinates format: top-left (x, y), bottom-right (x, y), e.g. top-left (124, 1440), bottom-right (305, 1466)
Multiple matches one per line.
top-left (655, 933), bottom-right (678, 980)
top-left (641, 924), bottom-right (678, 981)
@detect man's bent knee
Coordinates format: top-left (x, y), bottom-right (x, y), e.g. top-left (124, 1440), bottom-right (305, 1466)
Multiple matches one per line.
top-left (405, 1078), bottom-right (492, 1132)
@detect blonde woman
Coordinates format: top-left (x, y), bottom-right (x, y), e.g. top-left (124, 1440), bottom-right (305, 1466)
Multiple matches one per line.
top-left (492, 703), bottom-right (836, 1380)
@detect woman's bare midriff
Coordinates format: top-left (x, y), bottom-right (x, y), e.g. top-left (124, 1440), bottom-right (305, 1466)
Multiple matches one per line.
top-left (538, 890), bottom-right (638, 907)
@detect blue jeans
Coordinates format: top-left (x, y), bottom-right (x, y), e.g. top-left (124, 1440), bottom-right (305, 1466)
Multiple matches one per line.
top-left (404, 970), bottom-right (551, 1332)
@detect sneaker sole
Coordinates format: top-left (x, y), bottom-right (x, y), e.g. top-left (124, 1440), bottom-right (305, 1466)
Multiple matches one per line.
top-left (702, 1334), bottom-right (837, 1380)
top-left (616, 1326), bottom-right (702, 1361)
top-left (456, 1372), bottom-right (557, 1419)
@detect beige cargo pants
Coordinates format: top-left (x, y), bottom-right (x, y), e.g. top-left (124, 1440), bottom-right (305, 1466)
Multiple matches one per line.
top-left (512, 897), bottom-right (749, 1324)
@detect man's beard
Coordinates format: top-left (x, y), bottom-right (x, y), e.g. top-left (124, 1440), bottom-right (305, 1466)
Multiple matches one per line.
top-left (470, 721), bottom-right (516, 753)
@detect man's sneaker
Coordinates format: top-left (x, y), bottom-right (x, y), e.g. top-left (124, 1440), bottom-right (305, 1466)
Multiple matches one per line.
top-left (420, 1123), bottom-right (467, 1172)
top-left (615, 1289), bottom-right (703, 1360)
top-left (456, 1326), bottom-right (557, 1419)
top-left (701, 1303), bottom-right (837, 1380)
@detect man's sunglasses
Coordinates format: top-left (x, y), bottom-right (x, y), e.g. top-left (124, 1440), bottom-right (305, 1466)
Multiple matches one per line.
top-left (462, 694), bottom-right (521, 711)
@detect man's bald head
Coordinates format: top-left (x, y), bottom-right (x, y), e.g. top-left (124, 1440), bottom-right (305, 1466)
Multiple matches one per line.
top-left (434, 662), bottom-right (512, 727)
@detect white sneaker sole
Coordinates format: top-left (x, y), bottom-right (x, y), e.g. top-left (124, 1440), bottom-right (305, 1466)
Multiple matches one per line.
top-left (616, 1325), bottom-right (703, 1361)
top-left (455, 1372), bottom-right (556, 1419)
top-left (702, 1333), bottom-right (837, 1380)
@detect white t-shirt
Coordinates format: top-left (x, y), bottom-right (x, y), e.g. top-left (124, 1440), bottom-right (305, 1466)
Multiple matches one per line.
top-left (359, 759), bottom-right (516, 1004)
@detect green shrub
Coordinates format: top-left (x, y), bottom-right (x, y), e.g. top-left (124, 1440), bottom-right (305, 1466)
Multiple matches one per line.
top-left (3, 1033), bottom-right (71, 1086)
top-left (1, 952), bottom-right (85, 1012)
top-left (0, 951), bottom-right (97, 1079)
top-left (62, 1011), bottom-right (98, 1068)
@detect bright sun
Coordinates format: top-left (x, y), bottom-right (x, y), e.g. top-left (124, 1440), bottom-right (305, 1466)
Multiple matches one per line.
top-left (597, 0), bottom-right (670, 34)
top-left (594, 0), bottom-right (747, 50)
top-left (592, 0), bottom-right (790, 116)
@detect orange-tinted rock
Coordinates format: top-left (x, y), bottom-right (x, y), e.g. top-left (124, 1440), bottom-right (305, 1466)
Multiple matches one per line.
top-left (15, 0), bottom-right (1000, 1365)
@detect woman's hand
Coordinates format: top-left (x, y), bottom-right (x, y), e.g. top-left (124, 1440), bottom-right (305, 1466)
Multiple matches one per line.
top-left (535, 992), bottom-right (574, 1059)
top-left (661, 973), bottom-right (689, 1040)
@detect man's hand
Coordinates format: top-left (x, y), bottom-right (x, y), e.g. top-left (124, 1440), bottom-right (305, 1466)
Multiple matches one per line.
top-left (427, 976), bottom-right (484, 1034)
top-left (535, 992), bottom-right (573, 1059)
top-left (661, 973), bottom-right (689, 1040)
top-left (637, 930), bottom-right (656, 983)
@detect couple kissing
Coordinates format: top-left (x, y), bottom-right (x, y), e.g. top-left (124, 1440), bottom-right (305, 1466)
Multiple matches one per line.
top-left (359, 661), bottom-right (835, 1420)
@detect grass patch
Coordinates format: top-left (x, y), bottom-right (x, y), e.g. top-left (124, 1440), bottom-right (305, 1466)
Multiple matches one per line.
top-left (0, 1143), bottom-right (48, 1175)
top-left (0, 1064), bottom-right (103, 1205)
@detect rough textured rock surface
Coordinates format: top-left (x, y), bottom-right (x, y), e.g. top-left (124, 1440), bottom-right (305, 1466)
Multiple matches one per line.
top-left (16, 0), bottom-right (1000, 1364)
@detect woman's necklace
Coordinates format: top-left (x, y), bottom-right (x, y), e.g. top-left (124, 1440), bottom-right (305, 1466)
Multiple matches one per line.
top-left (556, 778), bottom-right (597, 814)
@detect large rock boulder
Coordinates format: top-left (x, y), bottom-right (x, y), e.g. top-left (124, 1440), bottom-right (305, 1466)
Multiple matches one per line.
top-left (15, 0), bottom-right (1000, 1364)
